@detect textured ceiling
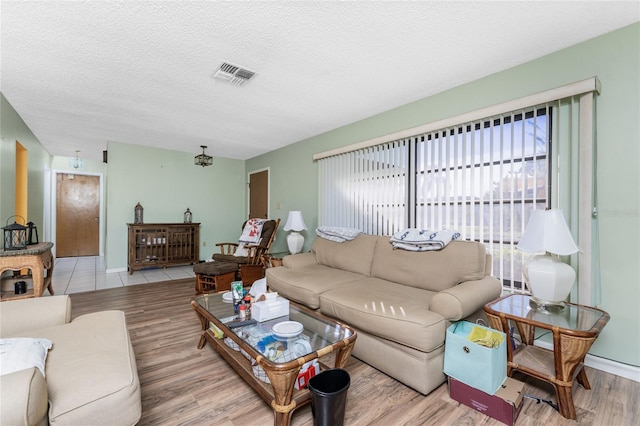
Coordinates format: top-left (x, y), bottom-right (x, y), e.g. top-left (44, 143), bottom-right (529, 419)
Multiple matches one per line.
top-left (1, 1), bottom-right (638, 161)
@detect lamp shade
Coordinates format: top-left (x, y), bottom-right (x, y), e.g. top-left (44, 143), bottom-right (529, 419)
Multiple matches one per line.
top-left (283, 211), bottom-right (307, 232)
top-left (517, 209), bottom-right (578, 255)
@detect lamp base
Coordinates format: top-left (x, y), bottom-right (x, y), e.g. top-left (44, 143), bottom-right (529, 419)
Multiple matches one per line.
top-left (523, 254), bottom-right (576, 309)
top-left (529, 296), bottom-right (566, 314)
top-left (286, 232), bottom-right (304, 255)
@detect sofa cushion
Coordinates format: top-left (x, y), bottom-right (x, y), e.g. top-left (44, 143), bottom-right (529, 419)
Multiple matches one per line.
top-left (213, 252), bottom-right (248, 264)
top-left (312, 234), bottom-right (378, 276)
top-left (370, 239), bottom-right (487, 292)
top-left (266, 264), bottom-right (366, 309)
top-left (319, 278), bottom-right (446, 353)
top-left (0, 295), bottom-right (71, 337)
top-left (23, 310), bottom-right (141, 425)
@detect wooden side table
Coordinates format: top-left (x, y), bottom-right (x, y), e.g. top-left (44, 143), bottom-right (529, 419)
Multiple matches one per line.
top-left (484, 294), bottom-right (609, 420)
top-left (0, 242), bottom-right (55, 300)
top-left (261, 252), bottom-right (287, 268)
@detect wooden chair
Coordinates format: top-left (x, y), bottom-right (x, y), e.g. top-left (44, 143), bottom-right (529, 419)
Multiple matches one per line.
top-left (193, 218), bottom-right (280, 292)
top-left (211, 218), bottom-right (280, 267)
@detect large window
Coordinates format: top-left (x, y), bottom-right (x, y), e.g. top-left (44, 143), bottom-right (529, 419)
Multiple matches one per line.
top-left (317, 77), bottom-right (599, 303)
top-left (414, 107), bottom-right (550, 290)
top-left (319, 106), bottom-right (552, 292)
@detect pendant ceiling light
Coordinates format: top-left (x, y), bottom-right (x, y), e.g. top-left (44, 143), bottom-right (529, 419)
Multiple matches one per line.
top-left (194, 145), bottom-right (213, 167)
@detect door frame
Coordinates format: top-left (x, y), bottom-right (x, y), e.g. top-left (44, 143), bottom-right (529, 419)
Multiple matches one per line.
top-left (51, 170), bottom-right (105, 258)
top-left (247, 167), bottom-right (270, 219)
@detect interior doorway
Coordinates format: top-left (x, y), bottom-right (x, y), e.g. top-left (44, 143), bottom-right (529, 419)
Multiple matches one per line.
top-left (55, 173), bottom-right (100, 257)
top-left (15, 142), bottom-right (28, 222)
top-left (248, 169), bottom-right (269, 219)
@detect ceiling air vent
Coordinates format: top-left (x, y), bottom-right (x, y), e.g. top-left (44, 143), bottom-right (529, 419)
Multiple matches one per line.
top-left (212, 62), bottom-right (256, 86)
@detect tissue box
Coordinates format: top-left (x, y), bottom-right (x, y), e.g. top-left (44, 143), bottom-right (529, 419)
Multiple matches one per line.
top-left (252, 297), bottom-right (290, 322)
top-left (448, 376), bottom-right (524, 426)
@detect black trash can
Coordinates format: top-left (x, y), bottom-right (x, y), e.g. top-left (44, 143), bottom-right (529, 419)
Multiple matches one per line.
top-left (308, 368), bottom-right (350, 426)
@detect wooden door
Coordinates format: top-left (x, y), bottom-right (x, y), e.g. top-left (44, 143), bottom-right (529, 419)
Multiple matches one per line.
top-left (249, 170), bottom-right (269, 219)
top-left (56, 173), bottom-right (100, 257)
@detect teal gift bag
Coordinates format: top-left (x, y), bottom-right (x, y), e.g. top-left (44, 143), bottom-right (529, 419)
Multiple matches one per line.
top-left (443, 321), bottom-right (507, 395)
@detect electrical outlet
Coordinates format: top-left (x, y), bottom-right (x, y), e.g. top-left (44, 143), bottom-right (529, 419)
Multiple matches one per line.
top-left (276, 203), bottom-right (281, 209)
top-left (202, 241), bottom-right (207, 247)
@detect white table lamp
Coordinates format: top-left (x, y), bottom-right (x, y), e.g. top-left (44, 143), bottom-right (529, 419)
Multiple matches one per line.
top-left (517, 209), bottom-right (579, 310)
top-left (283, 211), bottom-right (307, 254)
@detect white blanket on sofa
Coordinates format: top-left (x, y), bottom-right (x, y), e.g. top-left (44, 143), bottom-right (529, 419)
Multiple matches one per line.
top-left (316, 226), bottom-right (362, 243)
top-left (390, 229), bottom-right (460, 251)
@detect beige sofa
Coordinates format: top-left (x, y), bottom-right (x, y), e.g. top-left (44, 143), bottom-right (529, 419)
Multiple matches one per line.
top-left (0, 296), bottom-right (141, 425)
top-left (265, 234), bottom-right (501, 395)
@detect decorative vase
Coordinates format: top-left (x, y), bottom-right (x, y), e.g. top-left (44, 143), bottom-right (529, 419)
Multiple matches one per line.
top-left (134, 203), bottom-right (144, 224)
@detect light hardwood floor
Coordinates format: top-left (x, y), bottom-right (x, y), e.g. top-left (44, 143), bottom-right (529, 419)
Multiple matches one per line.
top-left (69, 279), bottom-right (639, 426)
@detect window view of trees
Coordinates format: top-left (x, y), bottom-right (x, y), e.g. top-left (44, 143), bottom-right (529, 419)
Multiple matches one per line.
top-left (415, 108), bottom-right (550, 289)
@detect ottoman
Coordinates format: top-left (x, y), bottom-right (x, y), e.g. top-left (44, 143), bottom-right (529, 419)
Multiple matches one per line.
top-left (193, 261), bottom-right (239, 294)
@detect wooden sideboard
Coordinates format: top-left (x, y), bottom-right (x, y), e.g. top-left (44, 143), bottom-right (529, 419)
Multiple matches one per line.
top-left (127, 223), bottom-right (199, 274)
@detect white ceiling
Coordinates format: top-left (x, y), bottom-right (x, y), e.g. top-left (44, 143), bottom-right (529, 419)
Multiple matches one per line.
top-left (1, 1), bottom-right (638, 162)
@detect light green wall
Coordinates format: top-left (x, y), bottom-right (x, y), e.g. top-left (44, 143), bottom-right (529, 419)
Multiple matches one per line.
top-left (105, 141), bottom-right (245, 271)
top-left (0, 93), bottom-right (50, 235)
top-left (247, 23), bottom-right (640, 366)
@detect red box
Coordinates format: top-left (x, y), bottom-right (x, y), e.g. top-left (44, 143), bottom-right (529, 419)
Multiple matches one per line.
top-left (449, 377), bottom-right (524, 426)
top-left (294, 361), bottom-right (318, 390)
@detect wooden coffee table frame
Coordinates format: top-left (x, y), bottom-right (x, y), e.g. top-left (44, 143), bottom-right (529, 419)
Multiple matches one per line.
top-left (191, 298), bottom-right (356, 426)
top-left (484, 294), bottom-right (609, 420)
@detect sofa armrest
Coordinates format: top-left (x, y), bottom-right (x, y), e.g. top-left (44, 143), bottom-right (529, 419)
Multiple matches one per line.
top-left (0, 295), bottom-right (72, 337)
top-left (282, 252), bottom-right (317, 269)
top-left (0, 367), bottom-right (48, 426)
top-left (430, 276), bottom-right (502, 321)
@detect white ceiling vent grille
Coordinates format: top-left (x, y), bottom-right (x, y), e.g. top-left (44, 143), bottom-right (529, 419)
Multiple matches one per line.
top-left (212, 62), bottom-right (256, 86)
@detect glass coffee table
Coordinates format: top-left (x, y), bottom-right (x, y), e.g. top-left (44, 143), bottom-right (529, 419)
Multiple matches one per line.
top-left (484, 294), bottom-right (609, 420)
top-left (191, 293), bottom-right (357, 426)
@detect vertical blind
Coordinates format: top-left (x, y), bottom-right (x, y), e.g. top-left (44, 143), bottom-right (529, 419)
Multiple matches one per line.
top-left (414, 107), bottom-right (550, 291)
top-left (318, 139), bottom-right (408, 236)
top-left (551, 93), bottom-right (599, 306)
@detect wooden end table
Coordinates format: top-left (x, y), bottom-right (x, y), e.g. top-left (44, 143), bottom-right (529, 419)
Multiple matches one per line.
top-left (484, 294), bottom-right (609, 420)
top-left (262, 252), bottom-right (288, 269)
top-left (0, 242), bottom-right (55, 300)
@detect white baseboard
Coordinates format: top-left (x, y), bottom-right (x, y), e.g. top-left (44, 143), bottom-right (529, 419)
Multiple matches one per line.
top-left (534, 340), bottom-right (640, 383)
top-left (106, 267), bottom-right (127, 274)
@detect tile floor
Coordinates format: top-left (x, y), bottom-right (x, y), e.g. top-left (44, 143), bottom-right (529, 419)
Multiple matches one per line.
top-left (50, 256), bottom-right (196, 295)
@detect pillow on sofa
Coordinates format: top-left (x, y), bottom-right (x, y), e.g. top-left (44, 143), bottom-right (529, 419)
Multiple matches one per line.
top-left (312, 234), bottom-right (379, 276)
top-left (0, 337), bottom-right (52, 377)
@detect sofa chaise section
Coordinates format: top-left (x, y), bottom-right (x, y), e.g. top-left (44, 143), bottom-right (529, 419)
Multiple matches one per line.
top-left (0, 296), bottom-right (141, 426)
